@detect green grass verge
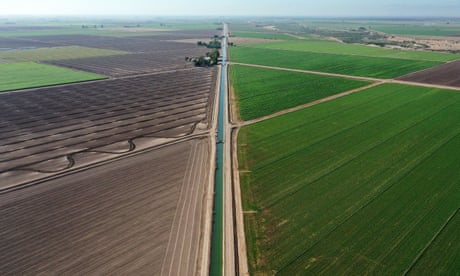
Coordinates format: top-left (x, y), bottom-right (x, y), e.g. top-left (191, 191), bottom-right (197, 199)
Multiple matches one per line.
top-left (0, 46), bottom-right (127, 62)
top-left (242, 40), bottom-right (460, 62)
top-left (238, 83), bottom-right (460, 274)
top-left (0, 62), bottom-right (106, 92)
top-left (230, 64), bottom-right (371, 120)
top-left (230, 47), bottom-right (442, 78)
top-left (232, 32), bottom-right (301, 41)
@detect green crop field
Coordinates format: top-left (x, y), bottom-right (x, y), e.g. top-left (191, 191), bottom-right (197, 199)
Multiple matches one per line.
top-left (408, 210), bottom-right (460, 274)
top-left (232, 32), bottom-right (301, 41)
top-left (230, 65), bottom-right (371, 120)
top-left (0, 46), bottom-right (127, 62)
top-left (242, 40), bottom-right (460, 62)
top-left (238, 84), bottom-right (460, 275)
top-left (0, 62), bottom-right (106, 92)
top-left (229, 47), bottom-right (442, 78)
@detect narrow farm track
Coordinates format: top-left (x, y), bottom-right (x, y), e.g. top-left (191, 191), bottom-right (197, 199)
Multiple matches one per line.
top-left (397, 59), bottom-right (460, 88)
top-left (0, 139), bottom-right (210, 275)
top-left (161, 139), bottom-right (210, 276)
top-left (235, 82), bottom-right (382, 127)
top-left (230, 62), bottom-right (460, 94)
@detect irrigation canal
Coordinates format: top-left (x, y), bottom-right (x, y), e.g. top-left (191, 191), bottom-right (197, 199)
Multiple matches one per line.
top-left (210, 23), bottom-right (228, 276)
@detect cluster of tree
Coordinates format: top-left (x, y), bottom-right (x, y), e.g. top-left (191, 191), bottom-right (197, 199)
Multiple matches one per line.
top-left (196, 39), bottom-right (222, 49)
top-left (81, 25), bottom-right (104, 29)
top-left (124, 24), bottom-right (141, 28)
top-left (185, 49), bottom-right (220, 67)
top-left (301, 26), bottom-right (385, 44)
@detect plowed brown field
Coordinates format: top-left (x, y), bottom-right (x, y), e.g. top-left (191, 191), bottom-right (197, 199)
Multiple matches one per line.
top-left (397, 59), bottom-right (460, 87)
top-left (47, 50), bottom-right (210, 77)
top-left (0, 67), bottom-right (217, 188)
top-left (0, 138), bottom-right (210, 275)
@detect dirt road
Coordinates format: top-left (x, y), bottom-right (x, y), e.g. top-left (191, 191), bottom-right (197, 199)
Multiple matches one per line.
top-left (230, 62), bottom-right (460, 92)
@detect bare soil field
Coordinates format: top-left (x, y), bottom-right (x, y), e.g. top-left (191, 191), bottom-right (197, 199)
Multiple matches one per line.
top-left (0, 37), bottom-right (58, 50)
top-left (131, 29), bottom-right (220, 40)
top-left (397, 59), bottom-right (460, 87)
top-left (0, 26), bottom-right (64, 32)
top-left (386, 35), bottom-right (460, 51)
top-left (47, 49), bottom-right (210, 77)
top-left (0, 67), bottom-right (217, 188)
top-left (20, 34), bottom-right (211, 52)
top-left (0, 138), bottom-right (210, 275)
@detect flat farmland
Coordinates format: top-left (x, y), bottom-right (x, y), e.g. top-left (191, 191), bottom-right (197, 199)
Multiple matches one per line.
top-left (397, 59), bottom-right (460, 88)
top-left (21, 34), bottom-right (213, 52)
top-left (237, 84), bottom-right (460, 274)
top-left (0, 67), bottom-right (217, 188)
top-left (0, 62), bottom-right (106, 92)
top-left (242, 40), bottom-right (460, 61)
top-left (0, 138), bottom-right (210, 275)
top-left (0, 46), bottom-right (126, 62)
top-left (229, 47), bottom-right (441, 78)
top-left (230, 64), bottom-right (371, 120)
top-left (0, 26), bottom-right (126, 38)
top-left (0, 37), bottom-right (59, 50)
top-left (47, 49), bottom-right (210, 77)
top-left (131, 29), bottom-right (220, 40)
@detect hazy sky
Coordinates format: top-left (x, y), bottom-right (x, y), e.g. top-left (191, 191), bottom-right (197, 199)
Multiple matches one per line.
top-left (1, 0), bottom-right (460, 17)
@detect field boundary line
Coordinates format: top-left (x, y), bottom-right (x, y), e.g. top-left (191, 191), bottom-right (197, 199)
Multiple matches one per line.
top-left (234, 82), bottom-right (382, 127)
top-left (402, 208), bottom-right (459, 275)
top-left (0, 67), bottom-right (203, 95)
top-left (389, 79), bottom-right (460, 91)
top-left (0, 134), bottom-right (210, 194)
top-left (230, 62), bottom-right (385, 82)
top-left (230, 62), bottom-right (460, 92)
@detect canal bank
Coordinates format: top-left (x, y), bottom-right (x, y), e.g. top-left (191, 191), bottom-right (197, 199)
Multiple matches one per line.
top-left (210, 23), bottom-right (228, 276)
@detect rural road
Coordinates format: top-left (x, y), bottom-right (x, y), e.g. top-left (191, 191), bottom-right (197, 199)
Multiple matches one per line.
top-left (230, 62), bottom-right (460, 92)
top-left (228, 62), bottom-right (460, 128)
top-left (223, 25), bottom-right (250, 276)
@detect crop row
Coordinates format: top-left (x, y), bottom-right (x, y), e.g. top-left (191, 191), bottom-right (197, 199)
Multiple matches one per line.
top-left (238, 84), bottom-right (460, 274)
top-left (242, 40), bottom-right (460, 62)
top-left (230, 65), bottom-right (371, 120)
top-left (229, 47), bottom-right (442, 78)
